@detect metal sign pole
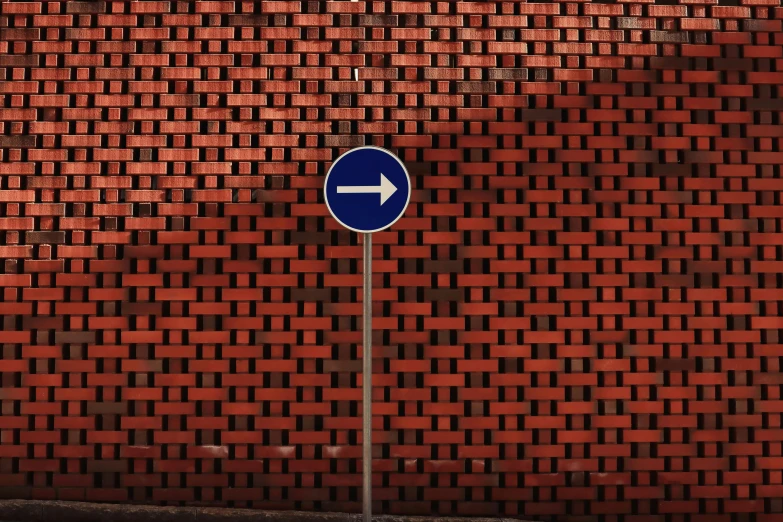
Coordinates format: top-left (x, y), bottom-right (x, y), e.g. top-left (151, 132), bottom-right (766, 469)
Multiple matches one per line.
top-left (323, 146), bottom-right (409, 522)
top-left (362, 232), bottom-right (372, 522)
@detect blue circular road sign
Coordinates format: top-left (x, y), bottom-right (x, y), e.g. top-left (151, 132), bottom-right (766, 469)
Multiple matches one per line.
top-left (324, 146), bottom-right (411, 234)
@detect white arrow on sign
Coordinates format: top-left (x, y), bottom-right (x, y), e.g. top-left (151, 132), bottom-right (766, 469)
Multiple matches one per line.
top-left (336, 173), bottom-right (398, 206)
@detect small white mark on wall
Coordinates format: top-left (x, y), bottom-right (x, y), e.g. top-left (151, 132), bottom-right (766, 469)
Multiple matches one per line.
top-left (324, 446), bottom-right (345, 458)
top-left (273, 446), bottom-right (296, 458)
top-left (200, 445), bottom-right (229, 458)
top-left (353, 68), bottom-right (359, 81)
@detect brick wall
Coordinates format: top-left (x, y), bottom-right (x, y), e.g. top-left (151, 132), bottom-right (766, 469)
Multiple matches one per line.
top-left (1, 1), bottom-right (782, 520)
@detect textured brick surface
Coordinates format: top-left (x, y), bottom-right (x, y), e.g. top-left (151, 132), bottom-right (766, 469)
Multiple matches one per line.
top-left (1, 0), bottom-right (783, 520)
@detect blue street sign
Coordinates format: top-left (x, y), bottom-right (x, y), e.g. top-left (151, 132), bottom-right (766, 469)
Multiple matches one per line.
top-left (324, 146), bottom-right (411, 234)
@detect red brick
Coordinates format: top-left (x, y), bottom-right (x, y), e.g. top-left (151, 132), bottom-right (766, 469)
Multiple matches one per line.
top-left (0, 4), bottom-right (778, 519)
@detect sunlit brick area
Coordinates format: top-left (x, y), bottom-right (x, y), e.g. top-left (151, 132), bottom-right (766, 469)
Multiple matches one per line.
top-left (0, 1), bottom-right (782, 521)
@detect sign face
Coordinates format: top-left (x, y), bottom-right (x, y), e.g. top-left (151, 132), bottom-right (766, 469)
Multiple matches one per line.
top-left (324, 146), bottom-right (411, 234)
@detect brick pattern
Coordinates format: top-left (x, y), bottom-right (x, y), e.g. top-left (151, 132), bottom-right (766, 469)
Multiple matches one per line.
top-left (1, 0), bottom-right (783, 520)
